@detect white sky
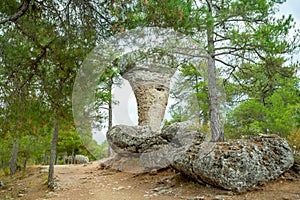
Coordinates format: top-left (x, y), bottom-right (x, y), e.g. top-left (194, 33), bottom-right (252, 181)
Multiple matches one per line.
top-left (278, 0), bottom-right (300, 62)
top-left (92, 1), bottom-right (300, 144)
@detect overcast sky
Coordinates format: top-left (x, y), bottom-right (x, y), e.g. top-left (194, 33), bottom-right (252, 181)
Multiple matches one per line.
top-left (279, 0), bottom-right (300, 26)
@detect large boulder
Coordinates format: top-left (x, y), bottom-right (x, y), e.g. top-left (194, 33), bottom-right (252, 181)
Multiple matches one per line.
top-left (106, 121), bottom-right (205, 170)
top-left (107, 121), bottom-right (204, 154)
top-left (107, 125), bottom-right (169, 154)
top-left (172, 134), bottom-right (294, 192)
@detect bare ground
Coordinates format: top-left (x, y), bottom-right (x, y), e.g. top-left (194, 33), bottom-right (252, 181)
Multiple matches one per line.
top-left (1, 161), bottom-right (300, 200)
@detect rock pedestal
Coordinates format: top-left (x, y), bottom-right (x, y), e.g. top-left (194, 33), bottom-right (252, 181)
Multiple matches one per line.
top-left (121, 53), bottom-right (177, 132)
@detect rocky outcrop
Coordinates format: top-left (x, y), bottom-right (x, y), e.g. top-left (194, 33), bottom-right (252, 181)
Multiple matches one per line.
top-left (106, 121), bottom-right (205, 171)
top-left (171, 134), bottom-right (294, 192)
top-left (107, 125), bottom-right (169, 154)
top-left (107, 121), bottom-right (204, 154)
top-left (107, 121), bottom-right (294, 192)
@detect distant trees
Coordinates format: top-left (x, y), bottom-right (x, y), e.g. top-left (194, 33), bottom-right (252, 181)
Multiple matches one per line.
top-left (224, 61), bottom-right (300, 138)
top-left (165, 63), bottom-right (210, 127)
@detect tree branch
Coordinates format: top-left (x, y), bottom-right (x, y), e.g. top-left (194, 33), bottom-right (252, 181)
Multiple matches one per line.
top-left (0, 0), bottom-right (31, 24)
top-left (215, 58), bottom-right (236, 68)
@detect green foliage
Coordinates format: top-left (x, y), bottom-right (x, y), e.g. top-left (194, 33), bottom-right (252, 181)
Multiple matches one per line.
top-left (225, 63), bottom-right (300, 139)
top-left (110, 0), bottom-right (193, 31)
top-left (225, 100), bottom-right (266, 138)
top-left (167, 63), bottom-right (209, 125)
top-left (0, 0), bottom-right (114, 169)
top-left (57, 128), bottom-right (83, 155)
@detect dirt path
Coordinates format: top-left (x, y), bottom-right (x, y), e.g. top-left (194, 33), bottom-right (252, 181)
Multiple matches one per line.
top-left (1, 161), bottom-right (300, 200)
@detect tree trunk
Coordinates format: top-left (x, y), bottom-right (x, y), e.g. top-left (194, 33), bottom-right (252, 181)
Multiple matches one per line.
top-left (48, 117), bottom-right (59, 188)
top-left (207, 54), bottom-right (224, 141)
top-left (1, 147), bottom-right (4, 169)
top-left (206, 0), bottom-right (225, 142)
top-left (71, 148), bottom-right (75, 164)
top-left (55, 155), bottom-right (59, 165)
top-left (10, 138), bottom-right (19, 176)
top-left (63, 152), bottom-right (67, 165)
top-left (259, 82), bottom-right (267, 134)
top-left (107, 76), bottom-right (113, 157)
top-left (195, 74), bottom-right (202, 126)
top-left (43, 150), bottom-right (48, 165)
top-left (23, 138), bottom-right (31, 170)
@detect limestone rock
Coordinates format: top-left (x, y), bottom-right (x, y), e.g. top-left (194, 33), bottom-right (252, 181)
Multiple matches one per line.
top-left (74, 155), bottom-right (89, 164)
top-left (121, 51), bottom-right (177, 132)
top-left (107, 125), bottom-right (169, 154)
top-left (106, 121), bottom-right (205, 171)
top-left (107, 121), bottom-right (205, 154)
top-left (64, 155), bottom-right (89, 164)
top-left (99, 154), bottom-right (147, 174)
top-left (138, 121), bottom-right (205, 169)
top-left (172, 134), bottom-right (294, 192)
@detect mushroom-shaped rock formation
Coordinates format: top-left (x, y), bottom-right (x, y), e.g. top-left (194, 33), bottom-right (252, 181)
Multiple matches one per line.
top-left (73, 27), bottom-right (206, 158)
top-left (110, 27), bottom-right (207, 132)
top-left (120, 50), bottom-right (178, 132)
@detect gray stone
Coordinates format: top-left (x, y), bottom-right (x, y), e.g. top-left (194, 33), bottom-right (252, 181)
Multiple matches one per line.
top-left (107, 125), bottom-right (169, 154)
top-left (172, 134), bottom-right (294, 192)
top-left (74, 155), bottom-right (89, 164)
top-left (99, 154), bottom-right (147, 174)
top-left (106, 121), bottom-right (205, 171)
top-left (64, 155), bottom-right (89, 164)
top-left (107, 121), bottom-right (204, 154)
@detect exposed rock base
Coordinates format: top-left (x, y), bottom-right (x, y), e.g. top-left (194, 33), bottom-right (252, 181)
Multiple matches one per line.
top-left (172, 134), bottom-right (294, 192)
top-left (106, 121), bottom-right (204, 171)
top-left (107, 122), bottom-right (294, 192)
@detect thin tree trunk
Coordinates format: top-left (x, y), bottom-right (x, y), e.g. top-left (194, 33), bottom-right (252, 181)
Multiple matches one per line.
top-left (1, 147), bottom-right (4, 168)
top-left (206, 0), bottom-right (225, 142)
top-left (10, 138), bottom-right (19, 176)
top-left (43, 150), bottom-right (48, 165)
top-left (55, 155), bottom-right (59, 165)
top-left (48, 117), bottom-right (59, 188)
top-left (63, 152), bottom-right (67, 165)
top-left (259, 82), bottom-right (267, 134)
top-left (71, 148), bottom-right (75, 164)
top-left (23, 138), bottom-right (31, 170)
top-left (195, 74), bottom-right (202, 126)
top-left (108, 76), bottom-right (113, 157)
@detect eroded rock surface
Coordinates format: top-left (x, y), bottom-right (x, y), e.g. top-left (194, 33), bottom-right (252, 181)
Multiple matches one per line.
top-left (171, 134), bottom-right (294, 192)
top-left (121, 52), bottom-right (177, 132)
top-left (106, 121), bottom-right (205, 170)
top-left (107, 121), bottom-right (203, 154)
top-left (107, 125), bottom-right (168, 154)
